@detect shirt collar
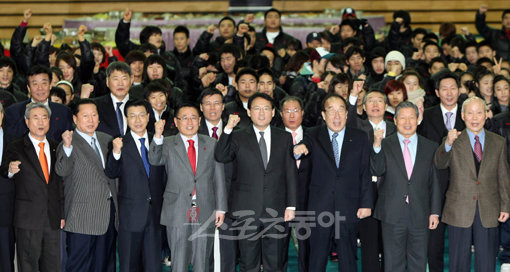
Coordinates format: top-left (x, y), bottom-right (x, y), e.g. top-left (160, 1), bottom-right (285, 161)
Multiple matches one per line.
top-left (285, 125), bottom-right (303, 135)
top-left (466, 128), bottom-right (485, 140)
top-left (205, 119), bottom-right (222, 130)
top-left (31, 99), bottom-right (49, 106)
top-left (75, 129), bottom-right (97, 144)
top-left (253, 125), bottom-right (271, 136)
top-left (327, 127), bottom-right (345, 141)
top-left (397, 132), bottom-right (417, 143)
top-left (440, 103), bottom-right (457, 116)
top-left (28, 133), bottom-right (48, 146)
top-left (130, 130), bottom-right (148, 143)
top-left (180, 133), bottom-right (198, 145)
top-left (110, 93), bottom-right (130, 104)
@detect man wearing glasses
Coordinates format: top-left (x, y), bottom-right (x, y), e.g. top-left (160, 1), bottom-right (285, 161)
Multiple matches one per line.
top-left (149, 103), bottom-right (227, 272)
top-left (215, 92), bottom-right (298, 272)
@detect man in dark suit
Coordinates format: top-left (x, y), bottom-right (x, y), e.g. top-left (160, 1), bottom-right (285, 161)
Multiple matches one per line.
top-left (371, 101), bottom-right (441, 272)
top-left (105, 100), bottom-right (166, 272)
top-left (293, 93), bottom-right (373, 272)
top-left (1, 102), bottom-right (64, 272)
top-left (434, 97), bottom-right (510, 271)
top-left (150, 103), bottom-right (227, 272)
top-left (417, 71), bottom-right (465, 272)
top-left (56, 99), bottom-right (118, 272)
top-left (96, 61), bottom-right (132, 137)
top-left (355, 90), bottom-right (397, 272)
top-left (215, 92), bottom-right (298, 272)
top-left (279, 96), bottom-right (310, 272)
top-left (0, 103), bottom-right (15, 272)
top-left (221, 68), bottom-right (258, 131)
top-left (4, 65), bottom-right (73, 142)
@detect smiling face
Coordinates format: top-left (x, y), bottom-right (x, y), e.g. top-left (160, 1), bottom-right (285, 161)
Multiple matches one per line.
top-left (321, 96), bottom-right (348, 133)
top-left (435, 77), bottom-right (460, 110)
top-left (58, 60), bottom-right (74, 82)
top-left (363, 91), bottom-right (387, 119)
top-left (107, 69), bottom-right (131, 101)
top-left (495, 79), bottom-right (510, 104)
top-left (146, 63), bottom-right (164, 81)
top-left (394, 107), bottom-right (418, 138)
top-left (25, 107), bottom-right (50, 141)
top-left (280, 99), bottom-right (303, 131)
top-left (174, 106), bottom-right (200, 138)
top-left (148, 90), bottom-right (167, 113)
top-left (126, 105), bottom-right (149, 137)
top-left (0, 66), bottom-right (14, 88)
top-left (73, 103), bottom-right (99, 136)
top-left (403, 75), bottom-right (419, 92)
top-left (462, 99), bottom-right (487, 135)
top-left (478, 74), bottom-right (494, 99)
top-left (27, 73), bottom-right (51, 103)
top-left (200, 94), bottom-right (224, 124)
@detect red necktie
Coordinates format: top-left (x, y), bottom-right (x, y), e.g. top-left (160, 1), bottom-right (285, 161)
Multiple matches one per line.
top-left (212, 127), bottom-right (218, 140)
top-left (474, 135), bottom-right (483, 162)
top-left (38, 142), bottom-right (49, 183)
top-left (187, 139), bottom-right (196, 175)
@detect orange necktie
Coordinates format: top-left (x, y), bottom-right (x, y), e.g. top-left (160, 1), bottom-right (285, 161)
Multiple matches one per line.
top-left (38, 142), bottom-right (49, 183)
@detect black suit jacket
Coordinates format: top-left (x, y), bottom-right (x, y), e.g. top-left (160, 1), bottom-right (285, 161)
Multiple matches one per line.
top-left (147, 105), bottom-right (178, 137)
top-left (0, 132), bottom-right (14, 227)
top-left (303, 125), bottom-right (373, 223)
top-left (105, 132), bottom-right (166, 232)
top-left (4, 100), bottom-right (73, 143)
top-left (294, 127), bottom-right (312, 212)
top-left (222, 95), bottom-right (251, 131)
top-left (95, 94), bottom-right (132, 137)
top-left (371, 134), bottom-right (441, 228)
top-left (215, 126), bottom-right (297, 219)
top-left (0, 135), bottom-right (63, 230)
top-left (418, 104), bottom-right (465, 144)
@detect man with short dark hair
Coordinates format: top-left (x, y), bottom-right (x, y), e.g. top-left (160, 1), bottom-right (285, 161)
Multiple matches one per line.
top-left (215, 92), bottom-right (297, 271)
top-left (255, 8), bottom-right (299, 53)
top-left (222, 68), bottom-right (259, 130)
top-left (56, 99), bottom-right (118, 272)
top-left (476, 4), bottom-right (510, 60)
top-left (4, 65), bottom-right (73, 142)
top-left (105, 100), bottom-right (166, 272)
top-left (1, 102), bottom-right (64, 272)
top-left (193, 16), bottom-right (243, 56)
top-left (294, 93), bottom-right (372, 272)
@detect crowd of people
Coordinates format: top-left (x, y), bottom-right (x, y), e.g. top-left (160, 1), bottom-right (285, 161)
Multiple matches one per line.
top-left (0, 3), bottom-right (510, 272)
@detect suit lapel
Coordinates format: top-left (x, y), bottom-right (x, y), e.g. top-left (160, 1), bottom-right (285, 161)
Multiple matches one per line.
top-left (195, 135), bottom-right (208, 179)
top-left (339, 128), bottom-right (354, 168)
top-left (317, 125), bottom-right (337, 168)
top-left (266, 128), bottom-right (278, 172)
top-left (103, 96), bottom-right (120, 132)
top-left (478, 129), bottom-right (492, 178)
top-left (431, 105), bottom-right (448, 137)
top-left (457, 131), bottom-right (477, 179)
top-left (23, 136), bottom-right (47, 184)
top-left (73, 130), bottom-right (103, 169)
top-left (388, 135), bottom-right (409, 180)
top-left (124, 133), bottom-right (149, 180)
top-left (173, 134), bottom-right (195, 176)
top-left (411, 136), bottom-right (426, 179)
top-left (246, 127), bottom-right (267, 171)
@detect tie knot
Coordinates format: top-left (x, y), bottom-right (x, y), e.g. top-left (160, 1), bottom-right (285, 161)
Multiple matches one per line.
top-left (291, 131), bottom-right (297, 138)
top-left (475, 135), bottom-right (480, 141)
top-left (259, 131), bottom-right (264, 137)
top-left (116, 102), bottom-right (123, 108)
top-left (91, 137), bottom-right (96, 145)
top-left (445, 112), bottom-right (453, 118)
top-left (403, 139), bottom-right (410, 145)
top-left (212, 126), bottom-right (218, 132)
top-left (38, 142), bottom-right (44, 148)
top-left (332, 132), bottom-right (338, 139)
top-left (139, 138), bottom-right (145, 145)
top-left (188, 139), bottom-right (194, 146)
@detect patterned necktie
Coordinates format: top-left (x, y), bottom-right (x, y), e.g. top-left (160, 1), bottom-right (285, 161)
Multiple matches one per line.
top-left (116, 102), bottom-right (124, 136)
top-left (212, 126), bottom-right (219, 140)
top-left (187, 139), bottom-right (196, 175)
top-left (403, 139), bottom-right (413, 179)
top-left (38, 142), bottom-right (49, 183)
top-left (474, 135), bottom-right (483, 162)
top-left (259, 131), bottom-right (268, 169)
top-left (139, 138), bottom-right (150, 178)
top-left (91, 137), bottom-right (103, 166)
top-left (292, 131), bottom-right (301, 168)
top-left (332, 132), bottom-right (339, 168)
top-left (445, 112), bottom-right (453, 131)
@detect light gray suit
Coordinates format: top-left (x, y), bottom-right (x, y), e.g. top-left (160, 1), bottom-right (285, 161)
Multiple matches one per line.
top-left (149, 133), bottom-right (227, 272)
top-left (55, 130), bottom-right (118, 235)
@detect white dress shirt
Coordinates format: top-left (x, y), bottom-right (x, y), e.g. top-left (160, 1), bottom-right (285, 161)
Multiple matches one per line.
top-left (205, 119), bottom-right (223, 138)
top-left (253, 125), bottom-right (271, 160)
top-left (110, 93), bottom-right (130, 134)
top-left (9, 133), bottom-right (51, 178)
top-left (440, 104), bottom-right (457, 130)
top-left (368, 119), bottom-right (387, 138)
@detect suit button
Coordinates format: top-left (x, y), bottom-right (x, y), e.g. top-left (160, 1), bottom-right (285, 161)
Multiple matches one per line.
top-left (408, 182), bottom-right (411, 185)
top-left (473, 196), bottom-right (477, 200)
top-left (189, 193), bottom-right (192, 197)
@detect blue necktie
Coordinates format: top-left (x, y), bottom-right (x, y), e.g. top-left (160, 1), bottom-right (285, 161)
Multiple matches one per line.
top-left (332, 132), bottom-right (339, 168)
top-left (139, 138), bottom-right (150, 178)
top-left (116, 102), bottom-right (124, 136)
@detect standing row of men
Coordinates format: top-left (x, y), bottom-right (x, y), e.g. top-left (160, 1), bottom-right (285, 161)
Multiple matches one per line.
top-left (1, 60), bottom-right (510, 272)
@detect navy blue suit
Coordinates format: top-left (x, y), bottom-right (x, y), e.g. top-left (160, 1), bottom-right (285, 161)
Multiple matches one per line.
top-left (4, 100), bottom-right (72, 142)
top-left (0, 131), bottom-right (14, 272)
top-left (105, 131), bottom-right (166, 272)
top-left (302, 125), bottom-right (373, 272)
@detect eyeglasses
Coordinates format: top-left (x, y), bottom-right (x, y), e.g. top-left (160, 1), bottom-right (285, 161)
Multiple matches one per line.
top-left (127, 113), bottom-right (148, 119)
top-left (282, 108), bottom-right (301, 114)
top-left (176, 115), bottom-right (199, 122)
top-left (325, 108), bottom-right (346, 116)
top-left (251, 106), bottom-right (272, 112)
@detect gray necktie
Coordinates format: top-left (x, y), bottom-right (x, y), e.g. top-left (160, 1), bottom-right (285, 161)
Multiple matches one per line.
top-left (445, 112), bottom-right (453, 131)
top-left (332, 132), bottom-right (339, 168)
top-left (91, 137), bottom-right (103, 165)
top-left (259, 131), bottom-right (268, 169)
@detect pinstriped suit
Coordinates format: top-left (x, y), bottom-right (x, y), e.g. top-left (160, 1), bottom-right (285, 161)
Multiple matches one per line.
top-left (55, 129), bottom-right (118, 272)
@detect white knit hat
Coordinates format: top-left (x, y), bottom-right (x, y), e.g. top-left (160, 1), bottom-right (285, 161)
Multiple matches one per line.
top-left (385, 50), bottom-right (406, 70)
